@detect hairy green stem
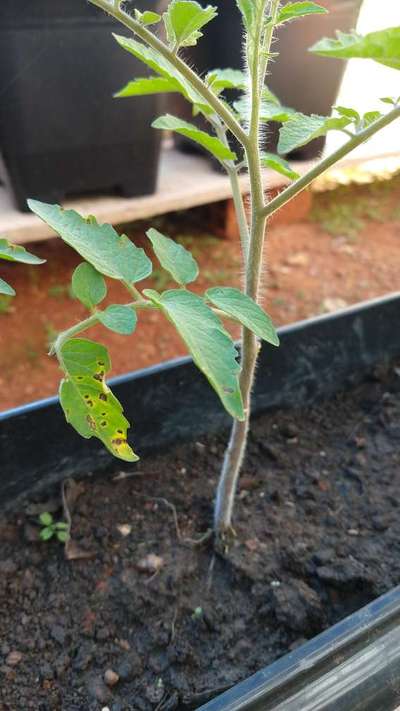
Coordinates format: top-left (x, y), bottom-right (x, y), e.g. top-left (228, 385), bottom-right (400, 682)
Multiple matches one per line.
top-left (89, 0), bottom-right (249, 148)
top-left (261, 105), bottom-right (400, 219)
top-left (214, 0), bottom-right (281, 536)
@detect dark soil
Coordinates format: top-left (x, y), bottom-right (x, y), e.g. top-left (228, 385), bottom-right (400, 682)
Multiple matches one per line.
top-left (1, 363), bottom-right (400, 710)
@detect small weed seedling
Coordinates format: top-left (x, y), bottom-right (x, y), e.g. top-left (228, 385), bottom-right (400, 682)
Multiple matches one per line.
top-left (38, 512), bottom-right (69, 543)
top-left (28, 1), bottom-right (400, 541)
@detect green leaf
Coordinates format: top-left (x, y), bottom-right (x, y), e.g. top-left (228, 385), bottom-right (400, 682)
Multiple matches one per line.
top-left (277, 1), bottom-right (327, 24)
top-left (334, 105), bottom-right (360, 122)
top-left (55, 522), bottom-right (69, 530)
top-left (0, 238), bottom-right (45, 265)
top-left (28, 201), bottom-right (152, 284)
top-left (143, 289), bottom-right (244, 420)
top-left (59, 338), bottom-right (138, 462)
top-left (56, 530), bottom-right (69, 543)
top-left (363, 110), bottom-right (382, 127)
top-left (0, 277), bottom-right (15, 296)
top-left (146, 228), bottom-right (199, 286)
top-left (278, 113), bottom-right (351, 154)
top-left (206, 68), bottom-right (247, 92)
top-left (115, 76), bottom-right (177, 98)
top-left (39, 512), bottom-right (53, 526)
top-left (97, 305), bottom-right (137, 335)
top-left (234, 95), bottom-right (294, 124)
top-left (206, 287), bottom-right (280, 346)
top-left (72, 262), bottom-right (107, 310)
top-left (152, 115), bottom-right (236, 161)
top-left (163, 0), bottom-right (218, 49)
top-left (380, 96), bottom-right (399, 105)
top-left (260, 153), bottom-right (300, 181)
top-left (134, 9), bottom-right (161, 25)
top-left (310, 27), bottom-right (400, 71)
top-left (235, 0), bottom-right (255, 31)
top-left (113, 34), bottom-right (212, 114)
top-left (40, 527), bottom-right (54, 541)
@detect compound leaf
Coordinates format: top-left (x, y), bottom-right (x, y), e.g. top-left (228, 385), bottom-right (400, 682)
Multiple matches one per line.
top-left (143, 289), bottom-right (244, 420)
top-left (97, 305), bottom-right (137, 335)
top-left (0, 238), bottom-right (45, 265)
top-left (278, 113), bottom-right (351, 154)
top-left (261, 153), bottom-right (300, 180)
top-left (59, 338), bottom-right (138, 462)
top-left (277, 1), bottom-right (327, 24)
top-left (310, 27), bottom-right (400, 71)
top-left (72, 262), bottom-right (107, 309)
top-left (28, 200), bottom-right (152, 284)
top-left (152, 115), bottom-right (236, 161)
top-left (0, 278), bottom-right (15, 296)
top-left (147, 228), bottom-right (199, 286)
top-left (206, 287), bottom-right (280, 346)
top-left (164, 0), bottom-right (218, 49)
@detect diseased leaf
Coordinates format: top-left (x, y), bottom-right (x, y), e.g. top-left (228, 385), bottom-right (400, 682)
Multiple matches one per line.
top-left (28, 200), bottom-right (152, 284)
top-left (72, 262), bottom-right (107, 309)
top-left (97, 305), bottom-right (137, 335)
top-left (261, 153), bottom-right (300, 181)
top-left (278, 113), bottom-right (351, 154)
top-left (235, 0), bottom-right (255, 31)
top-left (206, 287), bottom-right (280, 346)
top-left (206, 68), bottom-right (247, 92)
top-left (0, 277), bottom-right (15, 296)
top-left (277, 1), bottom-right (327, 24)
top-left (147, 228), bottom-right (199, 285)
top-left (310, 27), bottom-right (400, 71)
top-left (152, 115), bottom-right (236, 161)
top-left (113, 34), bottom-right (212, 113)
top-left (134, 9), bottom-right (161, 25)
top-left (143, 289), bottom-right (244, 420)
top-left (59, 338), bottom-right (138, 462)
top-left (163, 0), bottom-right (218, 49)
top-left (115, 76), bottom-right (177, 98)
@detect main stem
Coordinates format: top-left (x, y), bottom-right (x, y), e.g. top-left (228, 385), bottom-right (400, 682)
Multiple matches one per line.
top-left (214, 1), bottom-right (280, 535)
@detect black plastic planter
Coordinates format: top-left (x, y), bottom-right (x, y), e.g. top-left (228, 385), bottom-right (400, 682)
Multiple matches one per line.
top-left (1, 293), bottom-right (400, 708)
top-left (171, 0), bottom-right (362, 161)
top-left (1, 292), bottom-right (400, 509)
top-left (198, 584), bottom-right (400, 711)
top-left (0, 1), bottom-right (161, 211)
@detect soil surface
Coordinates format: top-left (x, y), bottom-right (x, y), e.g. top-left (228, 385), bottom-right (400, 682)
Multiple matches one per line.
top-left (1, 362), bottom-right (400, 710)
top-left (1, 174), bottom-right (400, 411)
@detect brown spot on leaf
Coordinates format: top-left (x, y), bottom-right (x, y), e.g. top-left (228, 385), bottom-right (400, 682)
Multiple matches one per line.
top-left (99, 393), bottom-right (107, 402)
top-left (86, 415), bottom-right (96, 430)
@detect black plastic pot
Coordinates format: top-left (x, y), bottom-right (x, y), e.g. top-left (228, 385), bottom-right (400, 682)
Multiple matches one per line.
top-left (171, 0), bottom-right (362, 161)
top-left (0, 1), bottom-right (162, 211)
top-left (199, 583), bottom-right (400, 711)
top-left (1, 293), bottom-right (400, 707)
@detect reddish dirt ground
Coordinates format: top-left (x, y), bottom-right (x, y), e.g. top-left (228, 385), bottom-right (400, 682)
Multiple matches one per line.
top-left (1, 175), bottom-right (399, 411)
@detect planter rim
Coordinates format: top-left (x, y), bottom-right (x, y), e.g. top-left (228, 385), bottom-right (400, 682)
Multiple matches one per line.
top-left (2, 291), bottom-right (399, 422)
top-left (1, 290), bottom-right (400, 511)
